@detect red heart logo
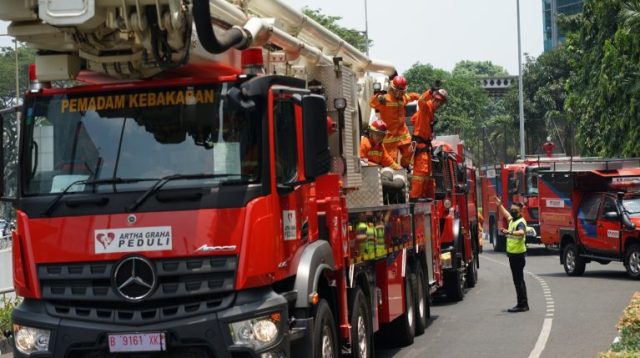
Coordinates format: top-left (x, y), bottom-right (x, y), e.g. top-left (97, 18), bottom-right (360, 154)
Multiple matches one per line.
top-left (96, 232), bottom-right (116, 249)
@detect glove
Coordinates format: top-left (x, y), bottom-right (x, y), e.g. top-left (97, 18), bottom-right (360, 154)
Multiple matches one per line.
top-left (377, 95), bottom-right (386, 105)
top-left (431, 79), bottom-right (442, 92)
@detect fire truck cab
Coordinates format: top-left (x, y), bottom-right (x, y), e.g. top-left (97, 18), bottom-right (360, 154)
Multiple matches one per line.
top-left (538, 159), bottom-right (640, 279)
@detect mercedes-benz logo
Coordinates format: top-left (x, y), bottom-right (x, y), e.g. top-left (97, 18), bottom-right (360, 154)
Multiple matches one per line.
top-left (112, 256), bottom-right (157, 302)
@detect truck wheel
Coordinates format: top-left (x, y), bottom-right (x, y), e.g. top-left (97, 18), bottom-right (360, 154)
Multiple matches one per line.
top-left (349, 289), bottom-right (372, 358)
top-left (465, 254), bottom-right (478, 288)
top-left (389, 274), bottom-right (416, 346)
top-left (444, 270), bottom-right (465, 302)
top-left (624, 244), bottom-right (640, 280)
top-left (313, 299), bottom-right (339, 358)
top-left (563, 243), bottom-right (585, 276)
top-left (414, 269), bottom-right (429, 336)
top-left (490, 222), bottom-right (498, 251)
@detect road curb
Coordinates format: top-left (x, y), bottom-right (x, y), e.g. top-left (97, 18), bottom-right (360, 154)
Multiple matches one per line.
top-left (0, 337), bottom-right (13, 355)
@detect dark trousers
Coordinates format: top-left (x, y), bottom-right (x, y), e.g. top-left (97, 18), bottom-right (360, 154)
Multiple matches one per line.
top-left (508, 253), bottom-right (528, 307)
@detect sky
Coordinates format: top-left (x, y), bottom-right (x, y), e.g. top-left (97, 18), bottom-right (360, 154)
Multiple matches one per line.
top-left (0, 0), bottom-right (544, 75)
top-left (287, 0), bottom-right (544, 75)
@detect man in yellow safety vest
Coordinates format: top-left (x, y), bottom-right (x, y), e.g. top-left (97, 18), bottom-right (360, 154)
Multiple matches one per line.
top-left (495, 196), bottom-right (529, 313)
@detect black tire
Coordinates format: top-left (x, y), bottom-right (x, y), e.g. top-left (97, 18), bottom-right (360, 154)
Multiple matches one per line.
top-left (624, 244), bottom-right (640, 280)
top-left (444, 270), bottom-right (465, 302)
top-left (313, 299), bottom-right (339, 358)
top-left (349, 289), bottom-right (372, 358)
top-left (466, 254), bottom-right (478, 288)
top-left (491, 222), bottom-right (505, 252)
top-left (389, 274), bottom-right (416, 346)
top-left (414, 269), bottom-right (429, 336)
top-left (563, 243), bottom-right (585, 276)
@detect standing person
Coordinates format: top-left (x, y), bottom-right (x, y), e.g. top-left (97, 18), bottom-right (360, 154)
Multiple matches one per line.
top-left (369, 75), bottom-right (420, 168)
top-left (409, 87), bottom-right (447, 201)
top-left (360, 120), bottom-right (402, 170)
top-left (495, 196), bottom-right (529, 312)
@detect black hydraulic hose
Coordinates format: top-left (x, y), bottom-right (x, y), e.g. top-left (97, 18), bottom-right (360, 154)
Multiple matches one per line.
top-left (192, 0), bottom-right (247, 54)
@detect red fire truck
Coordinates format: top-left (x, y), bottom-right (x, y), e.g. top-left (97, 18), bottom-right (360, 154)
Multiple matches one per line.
top-left (0, 1), bottom-right (479, 357)
top-left (538, 159), bottom-right (640, 279)
top-left (480, 156), bottom-right (582, 252)
top-left (480, 159), bottom-right (544, 251)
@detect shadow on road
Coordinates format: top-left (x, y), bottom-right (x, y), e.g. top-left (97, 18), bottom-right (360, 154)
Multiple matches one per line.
top-left (374, 315), bottom-right (440, 354)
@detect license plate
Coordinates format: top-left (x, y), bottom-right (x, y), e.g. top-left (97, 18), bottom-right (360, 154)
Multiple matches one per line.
top-left (108, 332), bottom-right (166, 353)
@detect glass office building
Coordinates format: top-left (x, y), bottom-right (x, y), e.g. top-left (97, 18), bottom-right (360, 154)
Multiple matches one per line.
top-left (543, 0), bottom-right (583, 51)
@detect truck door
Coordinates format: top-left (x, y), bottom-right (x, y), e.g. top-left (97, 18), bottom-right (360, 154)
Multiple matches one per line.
top-left (272, 89), bottom-right (316, 266)
top-left (577, 193), bottom-right (603, 251)
top-left (596, 196), bottom-right (622, 254)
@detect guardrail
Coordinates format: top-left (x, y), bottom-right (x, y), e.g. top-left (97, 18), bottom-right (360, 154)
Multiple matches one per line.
top-left (0, 287), bottom-right (15, 302)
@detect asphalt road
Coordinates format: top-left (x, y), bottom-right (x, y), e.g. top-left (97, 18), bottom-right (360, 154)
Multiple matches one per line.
top-left (377, 242), bottom-right (640, 358)
top-left (2, 243), bottom-right (637, 358)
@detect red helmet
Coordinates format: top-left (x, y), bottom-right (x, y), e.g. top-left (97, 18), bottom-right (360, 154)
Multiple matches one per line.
top-left (434, 88), bottom-right (448, 101)
top-left (369, 119), bottom-right (388, 134)
top-left (391, 76), bottom-right (408, 91)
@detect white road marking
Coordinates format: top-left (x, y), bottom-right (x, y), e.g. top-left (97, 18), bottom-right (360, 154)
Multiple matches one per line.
top-left (529, 318), bottom-right (553, 358)
top-left (483, 256), bottom-right (554, 358)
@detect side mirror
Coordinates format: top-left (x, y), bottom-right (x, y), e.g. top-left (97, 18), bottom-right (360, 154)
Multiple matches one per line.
top-left (603, 211), bottom-right (620, 220)
top-left (302, 94), bottom-right (331, 179)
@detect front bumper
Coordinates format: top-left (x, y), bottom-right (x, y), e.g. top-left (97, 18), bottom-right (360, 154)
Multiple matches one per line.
top-left (12, 288), bottom-right (289, 358)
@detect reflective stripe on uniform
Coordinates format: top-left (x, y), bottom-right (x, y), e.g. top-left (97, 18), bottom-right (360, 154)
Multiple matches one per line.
top-left (383, 132), bottom-right (411, 143)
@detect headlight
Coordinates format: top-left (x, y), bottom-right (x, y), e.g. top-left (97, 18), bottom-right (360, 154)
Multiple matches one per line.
top-left (440, 252), bottom-right (452, 269)
top-left (13, 324), bottom-right (51, 354)
top-left (229, 314), bottom-right (280, 350)
top-left (443, 199), bottom-right (452, 209)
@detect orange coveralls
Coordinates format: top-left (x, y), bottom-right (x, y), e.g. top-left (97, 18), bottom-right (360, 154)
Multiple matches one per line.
top-left (410, 90), bottom-right (438, 199)
top-left (360, 136), bottom-right (401, 170)
top-left (360, 137), bottom-right (402, 170)
top-left (369, 92), bottom-right (420, 168)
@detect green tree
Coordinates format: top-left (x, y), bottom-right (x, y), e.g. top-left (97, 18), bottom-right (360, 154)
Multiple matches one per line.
top-left (452, 60), bottom-right (508, 77)
top-left (303, 8), bottom-right (372, 53)
top-left (502, 47), bottom-right (574, 157)
top-left (0, 44), bottom-right (35, 219)
top-left (565, 0), bottom-right (640, 157)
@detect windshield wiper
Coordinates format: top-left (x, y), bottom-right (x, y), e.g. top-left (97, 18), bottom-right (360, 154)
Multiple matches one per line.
top-left (45, 177), bottom-right (155, 216)
top-left (126, 173), bottom-right (244, 212)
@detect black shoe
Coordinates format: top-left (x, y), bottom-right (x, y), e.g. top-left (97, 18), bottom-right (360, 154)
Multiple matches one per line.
top-left (508, 305), bottom-right (529, 313)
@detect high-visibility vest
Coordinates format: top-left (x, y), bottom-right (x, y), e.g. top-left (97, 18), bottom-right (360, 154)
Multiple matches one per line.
top-left (506, 217), bottom-right (527, 254)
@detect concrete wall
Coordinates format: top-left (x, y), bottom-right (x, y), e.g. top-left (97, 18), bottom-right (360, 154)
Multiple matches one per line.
top-left (0, 247), bottom-right (14, 305)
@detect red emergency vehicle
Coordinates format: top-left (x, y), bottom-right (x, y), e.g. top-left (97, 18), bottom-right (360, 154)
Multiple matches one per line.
top-left (480, 156), bottom-right (584, 251)
top-left (480, 159), bottom-right (544, 251)
top-left (538, 159), bottom-right (640, 279)
top-left (0, 1), bottom-right (479, 357)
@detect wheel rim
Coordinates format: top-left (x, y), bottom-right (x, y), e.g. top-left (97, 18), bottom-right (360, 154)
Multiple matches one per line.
top-left (418, 291), bottom-right (425, 320)
top-left (357, 314), bottom-right (367, 358)
top-left (629, 251), bottom-right (640, 275)
top-left (321, 324), bottom-right (334, 358)
top-left (566, 249), bottom-right (576, 272)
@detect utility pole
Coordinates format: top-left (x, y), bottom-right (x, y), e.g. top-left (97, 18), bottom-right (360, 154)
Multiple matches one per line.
top-left (364, 0), bottom-right (370, 56)
top-left (516, 0), bottom-right (526, 159)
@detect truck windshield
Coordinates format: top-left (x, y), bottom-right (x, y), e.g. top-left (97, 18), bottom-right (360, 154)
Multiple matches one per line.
top-left (526, 168), bottom-right (539, 196)
top-left (622, 198), bottom-right (640, 218)
top-left (22, 83), bottom-right (260, 195)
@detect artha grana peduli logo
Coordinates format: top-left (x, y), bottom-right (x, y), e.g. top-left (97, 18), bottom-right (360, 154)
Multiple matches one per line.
top-left (95, 227), bottom-right (172, 254)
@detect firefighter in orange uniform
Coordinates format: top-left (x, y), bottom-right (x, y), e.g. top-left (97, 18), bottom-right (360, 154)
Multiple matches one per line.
top-left (369, 76), bottom-right (420, 168)
top-left (360, 120), bottom-right (402, 170)
top-left (410, 87), bottom-right (448, 200)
